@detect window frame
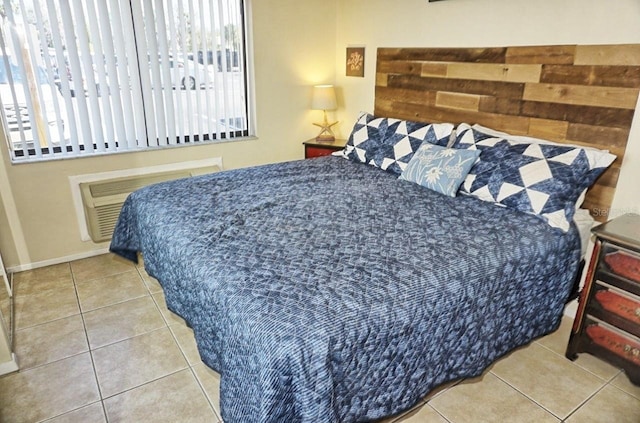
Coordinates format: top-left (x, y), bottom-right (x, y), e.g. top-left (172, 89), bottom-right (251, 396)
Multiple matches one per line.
top-left (0, 0), bottom-right (254, 163)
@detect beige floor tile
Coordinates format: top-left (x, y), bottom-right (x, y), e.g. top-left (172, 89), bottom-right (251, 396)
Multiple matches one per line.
top-left (43, 402), bottom-right (106, 423)
top-left (13, 283), bottom-right (80, 329)
top-left (14, 314), bottom-right (88, 370)
top-left (70, 253), bottom-right (136, 283)
top-left (537, 315), bottom-right (621, 381)
top-left (491, 342), bottom-right (605, 419)
top-left (14, 263), bottom-right (73, 296)
top-left (611, 371), bottom-right (640, 400)
top-left (104, 369), bottom-right (218, 422)
top-left (429, 372), bottom-right (558, 423)
top-left (84, 296), bottom-right (166, 349)
top-left (75, 270), bottom-right (148, 312)
top-left (92, 327), bottom-right (188, 398)
top-left (170, 323), bottom-right (201, 365)
top-left (152, 291), bottom-right (187, 326)
top-left (0, 352), bottom-right (100, 423)
top-left (138, 266), bottom-right (163, 294)
top-left (192, 362), bottom-right (222, 418)
top-left (565, 385), bottom-right (640, 423)
top-left (394, 403), bottom-right (448, 423)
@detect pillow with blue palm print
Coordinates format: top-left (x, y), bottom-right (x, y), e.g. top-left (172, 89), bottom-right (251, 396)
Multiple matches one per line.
top-left (399, 143), bottom-right (480, 197)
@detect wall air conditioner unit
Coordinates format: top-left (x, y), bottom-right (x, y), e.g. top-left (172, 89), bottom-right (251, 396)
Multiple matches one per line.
top-left (71, 158), bottom-right (222, 243)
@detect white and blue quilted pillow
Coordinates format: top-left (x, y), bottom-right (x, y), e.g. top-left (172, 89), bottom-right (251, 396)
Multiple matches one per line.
top-left (369, 120), bottom-right (455, 174)
top-left (399, 143), bottom-right (480, 197)
top-left (338, 112), bottom-right (395, 164)
top-left (337, 113), bottom-right (455, 174)
top-left (453, 124), bottom-right (616, 231)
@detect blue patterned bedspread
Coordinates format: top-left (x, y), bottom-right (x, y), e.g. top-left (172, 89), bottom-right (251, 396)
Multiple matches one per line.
top-left (110, 156), bottom-right (581, 422)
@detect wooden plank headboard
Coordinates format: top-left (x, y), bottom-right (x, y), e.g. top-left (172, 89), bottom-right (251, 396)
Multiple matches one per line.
top-left (375, 44), bottom-right (640, 221)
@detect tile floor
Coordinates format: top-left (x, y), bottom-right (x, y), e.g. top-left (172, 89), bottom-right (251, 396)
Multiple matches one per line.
top-left (0, 253), bottom-right (639, 422)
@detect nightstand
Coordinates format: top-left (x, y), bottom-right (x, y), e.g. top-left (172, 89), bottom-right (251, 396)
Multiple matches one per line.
top-left (566, 213), bottom-right (640, 385)
top-left (303, 138), bottom-right (346, 159)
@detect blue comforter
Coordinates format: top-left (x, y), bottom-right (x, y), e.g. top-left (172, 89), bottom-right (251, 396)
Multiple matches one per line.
top-left (110, 156), bottom-right (581, 422)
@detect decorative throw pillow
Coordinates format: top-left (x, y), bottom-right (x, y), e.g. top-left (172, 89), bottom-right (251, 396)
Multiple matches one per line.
top-left (453, 124), bottom-right (616, 231)
top-left (370, 120), bottom-right (455, 175)
top-left (399, 143), bottom-right (480, 197)
top-left (338, 112), bottom-right (395, 164)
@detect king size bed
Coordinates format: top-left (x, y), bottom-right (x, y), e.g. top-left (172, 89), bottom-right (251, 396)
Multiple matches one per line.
top-left (110, 44), bottom-right (639, 422)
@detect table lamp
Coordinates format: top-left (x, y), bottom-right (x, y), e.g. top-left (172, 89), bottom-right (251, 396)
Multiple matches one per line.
top-left (311, 85), bottom-right (338, 142)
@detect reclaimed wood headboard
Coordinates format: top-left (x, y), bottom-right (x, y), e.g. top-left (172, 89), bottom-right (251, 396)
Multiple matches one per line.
top-left (375, 44), bottom-right (640, 221)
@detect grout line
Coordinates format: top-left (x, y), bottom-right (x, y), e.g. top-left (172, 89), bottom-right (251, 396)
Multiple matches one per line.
top-left (98, 367), bottom-right (188, 401)
top-left (561, 381), bottom-right (609, 422)
top-left (489, 370), bottom-right (567, 420)
top-left (535, 341), bottom-right (623, 384)
top-left (604, 375), bottom-right (640, 401)
top-left (36, 400), bottom-right (105, 423)
top-left (189, 364), bottom-right (223, 422)
top-left (70, 264), bottom-right (108, 420)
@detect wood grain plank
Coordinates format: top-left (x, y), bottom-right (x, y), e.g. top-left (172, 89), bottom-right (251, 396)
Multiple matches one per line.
top-left (374, 99), bottom-right (530, 134)
top-left (521, 101), bottom-right (635, 129)
top-left (541, 65), bottom-right (640, 88)
top-left (527, 118), bottom-right (569, 141)
top-left (421, 62), bottom-right (448, 77)
top-left (575, 44), bottom-right (640, 66)
top-left (478, 97), bottom-right (524, 116)
top-left (387, 74), bottom-right (525, 99)
top-left (567, 124), bottom-right (630, 150)
top-left (435, 92), bottom-right (481, 111)
top-left (378, 47), bottom-right (506, 63)
top-left (377, 60), bottom-right (423, 75)
top-left (523, 83), bottom-right (639, 109)
top-left (446, 63), bottom-right (542, 83)
top-left (376, 73), bottom-right (388, 87)
top-left (376, 86), bottom-right (436, 106)
top-left (506, 45), bottom-right (576, 65)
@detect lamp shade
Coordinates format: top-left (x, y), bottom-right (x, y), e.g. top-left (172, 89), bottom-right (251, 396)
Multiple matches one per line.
top-left (311, 85), bottom-right (337, 111)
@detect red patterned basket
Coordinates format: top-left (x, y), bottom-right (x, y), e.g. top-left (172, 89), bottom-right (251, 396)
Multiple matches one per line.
top-left (595, 290), bottom-right (640, 325)
top-left (586, 325), bottom-right (640, 366)
top-left (604, 251), bottom-right (640, 283)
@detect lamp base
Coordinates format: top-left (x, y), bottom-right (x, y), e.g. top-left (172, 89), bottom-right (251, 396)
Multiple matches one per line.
top-left (315, 134), bottom-right (336, 143)
top-left (313, 110), bottom-right (338, 143)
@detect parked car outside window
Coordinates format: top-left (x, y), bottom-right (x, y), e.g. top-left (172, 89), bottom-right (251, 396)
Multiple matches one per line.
top-left (167, 58), bottom-right (215, 90)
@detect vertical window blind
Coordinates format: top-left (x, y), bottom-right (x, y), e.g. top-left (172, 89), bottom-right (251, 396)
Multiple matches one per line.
top-left (0, 0), bottom-right (250, 162)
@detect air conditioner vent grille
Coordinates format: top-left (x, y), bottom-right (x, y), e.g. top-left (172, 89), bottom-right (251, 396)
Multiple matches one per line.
top-left (79, 165), bottom-right (219, 243)
top-left (88, 171), bottom-right (193, 197)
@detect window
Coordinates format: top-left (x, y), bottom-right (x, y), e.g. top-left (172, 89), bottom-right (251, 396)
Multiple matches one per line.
top-left (0, 0), bottom-right (250, 162)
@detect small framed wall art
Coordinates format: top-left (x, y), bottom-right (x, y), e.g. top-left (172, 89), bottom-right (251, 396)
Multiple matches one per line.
top-left (346, 47), bottom-right (365, 77)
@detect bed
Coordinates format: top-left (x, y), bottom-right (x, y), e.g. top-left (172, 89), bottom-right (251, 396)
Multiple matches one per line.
top-left (110, 44), bottom-right (640, 422)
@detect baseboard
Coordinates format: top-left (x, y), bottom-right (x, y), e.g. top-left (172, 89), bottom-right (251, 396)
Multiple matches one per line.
top-left (6, 248), bottom-right (110, 273)
top-left (0, 353), bottom-right (19, 376)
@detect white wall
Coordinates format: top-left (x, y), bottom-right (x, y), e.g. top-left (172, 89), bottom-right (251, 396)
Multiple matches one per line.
top-left (334, 0), bottom-right (640, 218)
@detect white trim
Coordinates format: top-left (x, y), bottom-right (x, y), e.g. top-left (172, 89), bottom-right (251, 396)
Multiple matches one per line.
top-left (68, 157), bottom-right (223, 242)
top-left (0, 353), bottom-right (19, 376)
top-left (6, 247), bottom-right (110, 273)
